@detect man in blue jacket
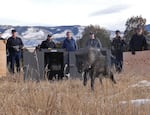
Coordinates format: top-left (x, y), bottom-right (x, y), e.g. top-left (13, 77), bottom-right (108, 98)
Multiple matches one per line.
top-left (62, 31), bottom-right (77, 51)
top-left (6, 29), bottom-right (24, 74)
top-left (62, 31), bottom-right (77, 77)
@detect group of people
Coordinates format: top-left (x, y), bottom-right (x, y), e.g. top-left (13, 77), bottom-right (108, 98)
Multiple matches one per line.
top-left (40, 31), bottom-right (102, 51)
top-left (0, 26), bottom-right (148, 74)
top-left (111, 26), bottom-right (147, 72)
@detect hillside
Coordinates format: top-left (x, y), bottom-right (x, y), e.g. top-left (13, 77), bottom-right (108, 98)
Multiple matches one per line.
top-left (1, 24), bottom-right (150, 47)
top-left (0, 25), bottom-right (85, 47)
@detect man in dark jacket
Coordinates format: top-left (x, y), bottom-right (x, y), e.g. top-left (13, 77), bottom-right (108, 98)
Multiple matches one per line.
top-left (111, 30), bottom-right (126, 72)
top-left (129, 26), bottom-right (147, 54)
top-left (40, 34), bottom-right (56, 49)
top-left (6, 29), bottom-right (24, 73)
top-left (86, 32), bottom-right (102, 48)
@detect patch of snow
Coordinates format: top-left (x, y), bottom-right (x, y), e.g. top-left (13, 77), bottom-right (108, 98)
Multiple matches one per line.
top-left (50, 27), bottom-right (56, 30)
top-left (22, 27), bottom-right (45, 39)
top-left (131, 80), bottom-right (150, 88)
top-left (56, 28), bottom-right (61, 31)
top-left (53, 29), bottom-right (72, 38)
top-left (2, 28), bottom-right (15, 39)
top-left (120, 99), bottom-right (150, 106)
top-left (23, 39), bottom-right (42, 47)
top-left (75, 26), bottom-right (85, 40)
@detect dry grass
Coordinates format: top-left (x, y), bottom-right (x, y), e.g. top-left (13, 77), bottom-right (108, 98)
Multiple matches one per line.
top-left (0, 71), bottom-right (150, 115)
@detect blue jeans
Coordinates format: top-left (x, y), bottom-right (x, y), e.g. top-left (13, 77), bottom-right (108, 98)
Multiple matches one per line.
top-left (10, 52), bottom-right (21, 73)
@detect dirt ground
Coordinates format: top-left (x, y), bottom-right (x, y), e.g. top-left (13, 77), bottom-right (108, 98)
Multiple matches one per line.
top-left (123, 51), bottom-right (150, 76)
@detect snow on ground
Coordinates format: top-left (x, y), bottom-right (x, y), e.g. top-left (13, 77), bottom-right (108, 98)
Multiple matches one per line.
top-left (56, 28), bottom-right (61, 31)
top-left (22, 27), bottom-right (45, 39)
top-left (23, 39), bottom-right (41, 47)
top-left (2, 28), bottom-right (14, 38)
top-left (75, 26), bottom-right (85, 40)
top-left (120, 99), bottom-right (150, 106)
top-left (0, 25), bottom-right (89, 47)
top-left (131, 80), bottom-right (150, 88)
top-left (52, 30), bottom-right (70, 38)
top-left (119, 80), bottom-right (150, 106)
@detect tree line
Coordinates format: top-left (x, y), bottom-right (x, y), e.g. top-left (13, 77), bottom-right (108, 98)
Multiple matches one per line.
top-left (76, 16), bottom-right (150, 50)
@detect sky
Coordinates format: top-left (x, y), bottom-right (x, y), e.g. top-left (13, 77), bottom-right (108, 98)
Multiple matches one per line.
top-left (0, 0), bottom-right (149, 31)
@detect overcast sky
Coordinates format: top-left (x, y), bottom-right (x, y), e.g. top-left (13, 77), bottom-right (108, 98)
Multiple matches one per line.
top-left (0, 0), bottom-right (149, 31)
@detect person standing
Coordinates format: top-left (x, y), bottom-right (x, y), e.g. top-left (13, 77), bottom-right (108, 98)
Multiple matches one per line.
top-left (129, 26), bottom-right (148, 54)
top-left (111, 30), bottom-right (126, 72)
top-left (86, 32), bottom-right (102, 48)
top-left (6, 29), bottom-right (24, 73)
top-left (40, 34), bottom-right (56, 49)
top-left (62, 31), bottom-right (77, 77)
top-left (62, 31), bottom-right (77, 51)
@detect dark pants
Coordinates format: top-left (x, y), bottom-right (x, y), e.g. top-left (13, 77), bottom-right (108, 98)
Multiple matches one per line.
top-left (10, 52), bottom-right (21, 73)
top-left (114, 51), bottom-right (123, 72)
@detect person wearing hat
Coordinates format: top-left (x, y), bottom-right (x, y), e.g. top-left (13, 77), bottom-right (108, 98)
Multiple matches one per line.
top-left (86, 32), bottom-right (102, 48)
top-left (129, 26), bottom-right (148, 55)
top-left (6, 29), bottom-right (24, 74)
top-left (40, 34), bottom-right (56, 49)
top-left (111, 30), bottom-right (126, 72)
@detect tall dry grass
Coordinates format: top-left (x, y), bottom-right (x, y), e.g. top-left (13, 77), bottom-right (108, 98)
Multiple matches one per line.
top-left (0, 71), bottom-right (150, 115)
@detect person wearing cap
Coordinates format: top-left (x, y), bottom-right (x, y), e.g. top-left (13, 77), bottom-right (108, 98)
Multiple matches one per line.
top-left (129, 26), bottom-right (148, 55)
top-left (111, 30), bottom-right (126, 72)
top-left (40, 34), bottom-right (56, 49)
top-left (6, 29), bottom-right (24, 74)
top-left (86, 32), bottom-right (102, 48)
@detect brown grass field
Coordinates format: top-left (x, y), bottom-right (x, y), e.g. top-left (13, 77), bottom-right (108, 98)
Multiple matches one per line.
top-left (0, 51), bottom-right (150, 115)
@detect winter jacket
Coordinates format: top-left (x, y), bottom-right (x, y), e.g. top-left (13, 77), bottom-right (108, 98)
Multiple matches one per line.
top-left (6, 36), bottom-right (24, 54)
top-left (86, 38), bottom-right (102, 48)
top-left (129, 34), bottom-right (147, 52)
top-left (62, 37), bottom-right (77, 51)
top-left (40, 40), bottom-right (56, 49)
top-left (111, 36), bottom-right (126, 54)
